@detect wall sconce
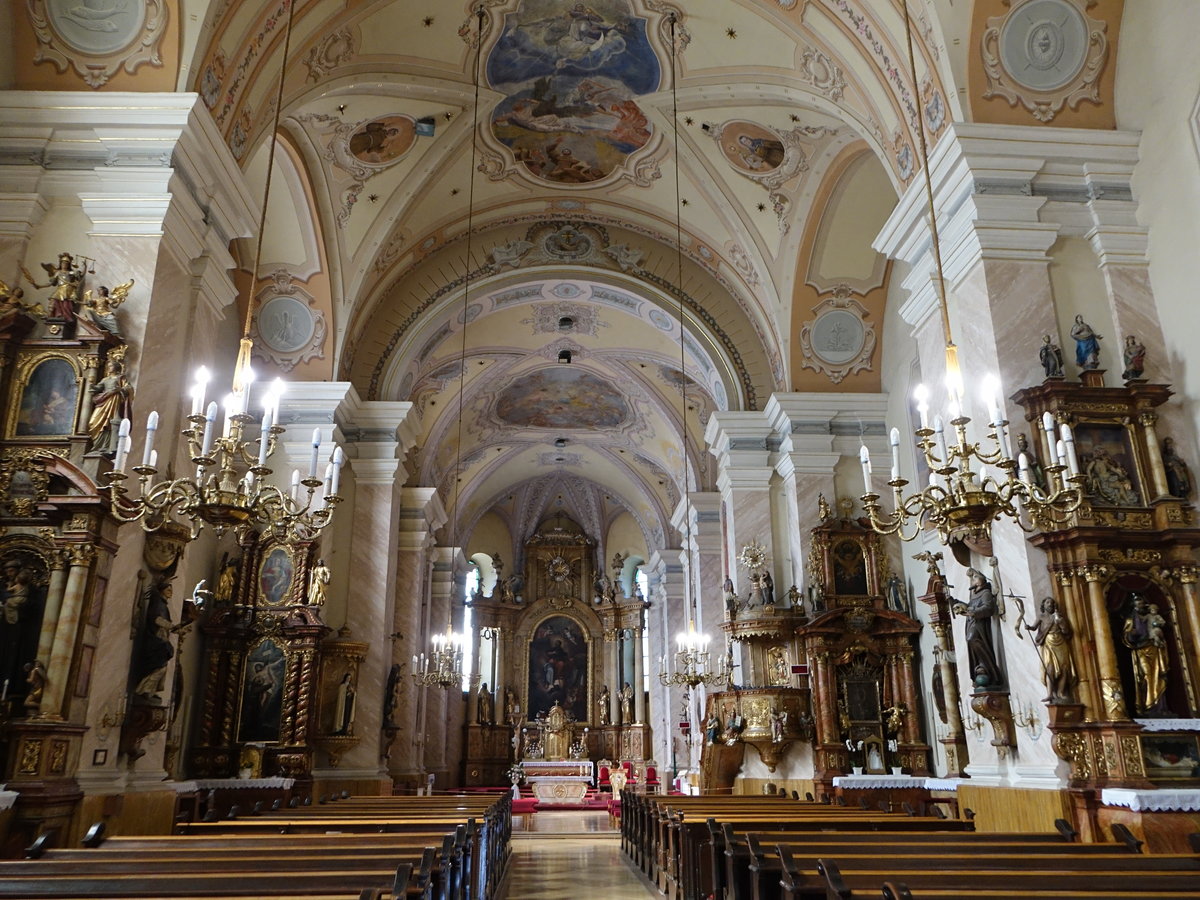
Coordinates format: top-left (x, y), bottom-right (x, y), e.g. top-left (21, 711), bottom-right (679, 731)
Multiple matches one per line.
top-left (97, 695), bottom-right (127, 742)
top-left (960, 704), bottom-right (985, 738)
top-left (558, 350), bottom-right (572, 364)
top-left (1014, 701), bottom-right (1044, 740)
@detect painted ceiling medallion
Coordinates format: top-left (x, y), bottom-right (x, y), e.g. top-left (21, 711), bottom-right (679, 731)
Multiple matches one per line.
top-left (982, 0), bottom-right (1108, 122)
top-left (704, 119), bottom-right (837, 234)
top-left (251, 271), bottom-right (327, 373)
top-left (28, 0), bottom-right (167, 88)
top-left (798, 285), bottom-right (876, 384)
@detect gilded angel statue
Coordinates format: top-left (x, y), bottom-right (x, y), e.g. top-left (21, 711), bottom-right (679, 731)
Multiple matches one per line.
top-left (83, 279), bottom-right (134, 335)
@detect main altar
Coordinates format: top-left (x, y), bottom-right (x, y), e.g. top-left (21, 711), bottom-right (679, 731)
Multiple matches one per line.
top-left (462, 519), bottom-right (653, 788)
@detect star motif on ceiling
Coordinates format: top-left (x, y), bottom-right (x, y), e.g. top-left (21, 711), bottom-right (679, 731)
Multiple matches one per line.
top-left (726, 27), bottom-right (737, 39)
top-left (422, 16), bottom-right (434, 27)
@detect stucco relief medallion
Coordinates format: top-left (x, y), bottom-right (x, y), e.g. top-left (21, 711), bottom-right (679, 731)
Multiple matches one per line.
top-left (251, 271), bottom-right (327, 373)
top-left (28, 0), bottom-right (167, 88)
top-left (982, 0), bottom-right (1108, 122)
top-left (799, 285), bottom-right (876, 384)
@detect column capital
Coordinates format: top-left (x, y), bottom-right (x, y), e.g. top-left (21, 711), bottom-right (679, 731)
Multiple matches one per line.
top-left (764, 392), bottom-right (888, 470)
top-left (705, 410), bottom-right (776, 492)
top-left (874, 122), bottom-right (1143, 319)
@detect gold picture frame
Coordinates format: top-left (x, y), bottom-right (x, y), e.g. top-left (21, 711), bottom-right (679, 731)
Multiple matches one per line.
top-left (7, 351), bottom-right (83, 440)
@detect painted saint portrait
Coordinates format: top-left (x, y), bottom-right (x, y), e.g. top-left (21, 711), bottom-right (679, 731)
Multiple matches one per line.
top-left (527, 615), bottom-right (588, 722)
top-left (487, 0), bottom-right (659, 185)
top-left (1141, 734), bottom-right (1200, 780)
top-left (258, 546), bottom-right (295, 607)
top-left (239, 639), bottom-right (287, 743)
top-left (496, 367), bottom-right (629, 429)
top-left (1074, 424), bottom-right (1143, 507)
top-left (348, 115), bottom-right (416, 165)
top-left (832, 540), bottom-right (869, 595)
top-left (720, 122), bottom-right (786, 174)
top-left (16, 357), bottom-right (78, 437)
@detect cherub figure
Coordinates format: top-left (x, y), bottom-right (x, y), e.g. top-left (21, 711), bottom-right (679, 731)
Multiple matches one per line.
top-left (82, 279), bottom-right (133, 335)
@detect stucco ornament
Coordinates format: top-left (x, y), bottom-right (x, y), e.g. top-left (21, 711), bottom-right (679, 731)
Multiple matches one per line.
top-left (981, 0), bottom-right (1109, 122)
top-left (251, 271), bottom-right (327, 373)
top-left (798, 285), bottom-right (876, 384)
top-left (703, 119), bottom-right (838, 234)
top-left (27, 0), bottom-right (168, 88)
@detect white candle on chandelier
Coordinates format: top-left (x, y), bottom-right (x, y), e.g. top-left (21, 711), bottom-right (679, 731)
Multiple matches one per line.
top-left (1018, 452), bottom-right (1032, 485)
top-left (289, 468), bottom-right (301, 502)
top-left (190, 366), bottom-right (210, 416)
top-left (148, 449), bottom-right (157, 470)
top-left (115, 417), bottom-right (131, 471)
top-left (257, 408), bottom-right (272, 467)
top-left (859, 444), bottom-right (873, 494)
top-left (932, 415), bottom-right (948, 464)
top-left (330, 446), bottom-right (344, 496)
top-left (981, 375), bottom-right (1002, 427)
top-left (1055, 438), bottom-right (1068, 469)
top-left (1041, 410), bottom-right (1056, 450)
top-left (221, 394), bottom-right (236, 438)
top-left (1060, 423), bottom-right (1080, 475)
top-left (200, 401), bottom-right (218, 457)
top-left (914, 384), bottom-right (930, 429)
top-left (889, 427), bottom-right (901, 481)
top-left (142, 410), bottom-right (159, 466)
top-left (322, 462), bottom-right (334, 498)
top-left (309, 428), bottom-right (321, 480)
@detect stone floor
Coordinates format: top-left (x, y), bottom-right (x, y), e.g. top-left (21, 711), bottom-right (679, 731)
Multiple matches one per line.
top-left (505, 810), bottom-right (656, 897)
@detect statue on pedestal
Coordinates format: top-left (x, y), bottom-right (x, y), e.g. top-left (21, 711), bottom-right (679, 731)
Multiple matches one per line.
top-left (618, 681), bottom-right (634, 725)
top-left (1039, 334), bottom-right (1065, 378)
top-left (950, 568), bottom-right (1003, 689)
top-left (1163, 437), bottom-right (1193, 500)
top-left (1070, 314), bottom-right (1103, 369)
top-left (1121, 335), bottom-right (1146, 381)
top-left (597, 684), bottom-right (611, 725)
top-left (476, 682), bottom-right (494, 724)
top-left (1025, 597), bottom-right (1077, 703)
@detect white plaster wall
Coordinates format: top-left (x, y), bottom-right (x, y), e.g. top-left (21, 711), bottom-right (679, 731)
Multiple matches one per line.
top-left (1116, 0), bottom-right (1200, 440)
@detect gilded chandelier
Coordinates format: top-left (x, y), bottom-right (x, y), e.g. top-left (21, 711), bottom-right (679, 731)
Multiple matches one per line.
top-left (659, 620), bottom-right (728, 688)
top-left (412, 624), bottom-right (478, 689)
top-left (860, 378), bottom-right (1086, 545)
top-left (101, 365), bottom-right (344, 543)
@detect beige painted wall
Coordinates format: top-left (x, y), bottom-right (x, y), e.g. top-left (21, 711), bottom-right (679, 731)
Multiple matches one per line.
top-left (1116, 0), bottom-right (1200, 441)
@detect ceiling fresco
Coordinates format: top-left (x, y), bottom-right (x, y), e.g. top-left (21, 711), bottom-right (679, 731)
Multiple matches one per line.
top-left (486, 0), bottom-right (660, 186)
top-left (495, 367), bottom-right (631, 429)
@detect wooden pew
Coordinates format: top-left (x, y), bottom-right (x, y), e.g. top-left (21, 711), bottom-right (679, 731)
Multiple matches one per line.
top-left (12, 793), bottom-right (512, 900)
top-left (776, 847), bottom-right (1200, 900)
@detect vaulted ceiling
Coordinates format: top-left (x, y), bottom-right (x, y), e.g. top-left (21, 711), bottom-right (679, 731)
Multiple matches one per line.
top-left (182, 0), bottom-right (964, 554)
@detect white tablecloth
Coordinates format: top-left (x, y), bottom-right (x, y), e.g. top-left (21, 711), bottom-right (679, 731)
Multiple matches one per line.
top-left (1100, 788), bottom-right (1200, 812)
top-left (832, 775), bottom-right (923, 789)
top-left (1134, 718), bottom-right (1200, 732)
top-left (0, 790), bottom-right (18, 811)
top-left (923, 778), bottom-right (966, 791)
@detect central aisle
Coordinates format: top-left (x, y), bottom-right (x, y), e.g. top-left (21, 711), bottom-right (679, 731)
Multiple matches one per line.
top-left (506, 836), bottom-right (658, 899)
top-left (507, 811), bottom-right (656, 898)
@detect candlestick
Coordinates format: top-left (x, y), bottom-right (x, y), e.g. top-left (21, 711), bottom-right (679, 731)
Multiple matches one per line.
top-left (142, 410), bottom-right (159, 466)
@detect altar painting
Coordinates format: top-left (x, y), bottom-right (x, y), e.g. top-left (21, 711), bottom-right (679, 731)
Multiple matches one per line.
top-left (238, 639), bottom-right (286, 742)
top-left (487, 0), bottom-right (659, 185)
top-left (527, 615), bottom-right (588, 722)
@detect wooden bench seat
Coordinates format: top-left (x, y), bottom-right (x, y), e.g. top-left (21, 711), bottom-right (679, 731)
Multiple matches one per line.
top-left (778, 853), bottom-right (1200, 900)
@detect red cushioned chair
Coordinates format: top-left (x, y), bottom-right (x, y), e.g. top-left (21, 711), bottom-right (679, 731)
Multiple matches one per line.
top-left (598, 764), bottom-right (612, 792)
top-left (644, 764), bottom-right (661, 793)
